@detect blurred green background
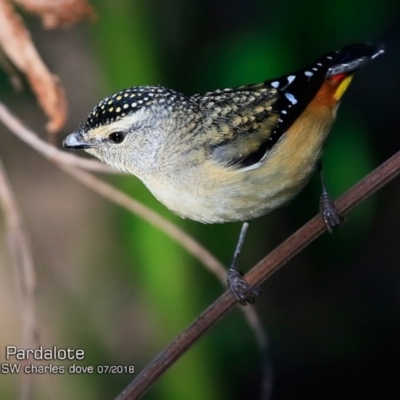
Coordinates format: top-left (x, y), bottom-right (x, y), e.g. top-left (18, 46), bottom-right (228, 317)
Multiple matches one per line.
top-left (0, 0), bottom-right (399, 399)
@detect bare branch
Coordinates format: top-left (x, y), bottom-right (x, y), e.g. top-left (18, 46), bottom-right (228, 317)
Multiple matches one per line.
top-left (0, 156), bottom-right (37, 400)
top-left (115, 150), bottom-right (400, 400)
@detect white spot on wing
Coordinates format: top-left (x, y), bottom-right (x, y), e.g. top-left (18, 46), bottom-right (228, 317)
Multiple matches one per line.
top-left (285, 93), bottom-right (298, 105)
top-left (304, 71), bottom-right (313, 77)
top-left (271, 81), bottom-right (280, 88)
top-left (287, 75), bottom-right (296, 84)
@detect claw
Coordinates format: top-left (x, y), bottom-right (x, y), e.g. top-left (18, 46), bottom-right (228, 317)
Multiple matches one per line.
top-left (320, 192), bottom-right (344, 232)
top-left (227, 269), bottom-right (261, 305)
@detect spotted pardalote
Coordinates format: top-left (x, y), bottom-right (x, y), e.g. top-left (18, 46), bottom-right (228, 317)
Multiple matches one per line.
top-left (64, 43), bottom-right (384, 304)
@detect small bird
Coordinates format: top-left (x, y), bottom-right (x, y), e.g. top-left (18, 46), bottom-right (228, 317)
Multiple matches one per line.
top-left (63, 43), bottom-right (384, 305)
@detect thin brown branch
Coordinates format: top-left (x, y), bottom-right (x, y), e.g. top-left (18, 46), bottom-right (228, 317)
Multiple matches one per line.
top-left (116, 150), bottom-right (400, 400)
top-left (0, 156), bottom-right (37, 400)
top-left (0, 101), bottom-right (117, 173)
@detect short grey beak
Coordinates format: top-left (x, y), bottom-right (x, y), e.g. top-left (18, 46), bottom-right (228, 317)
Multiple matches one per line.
top-left (63, 130), bottom-right (92, 149)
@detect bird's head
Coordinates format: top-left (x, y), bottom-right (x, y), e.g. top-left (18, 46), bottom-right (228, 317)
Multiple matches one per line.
top-left (63, 86), bottom-right (193, 175)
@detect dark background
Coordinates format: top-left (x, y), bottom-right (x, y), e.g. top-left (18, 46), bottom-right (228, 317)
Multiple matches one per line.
top-left (0, 0), bottom-right (399, 399)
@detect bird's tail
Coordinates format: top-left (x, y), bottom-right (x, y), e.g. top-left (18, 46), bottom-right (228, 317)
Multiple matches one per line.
top-left (326, 43), bottom-right (385, 78)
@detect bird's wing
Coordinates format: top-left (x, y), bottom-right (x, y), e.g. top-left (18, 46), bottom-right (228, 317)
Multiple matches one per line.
top-left (195, 43), bottom-right (384, 170)
top-left (195, 50), bottom-right (341, 169)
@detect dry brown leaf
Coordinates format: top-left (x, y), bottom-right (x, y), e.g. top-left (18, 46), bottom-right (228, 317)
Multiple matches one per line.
top-left (0, 0), bottom-right (67, 133)
top-left (13, 0), bottom-right (95, 29)
top-left (0, 46), bottom-right (24, 91)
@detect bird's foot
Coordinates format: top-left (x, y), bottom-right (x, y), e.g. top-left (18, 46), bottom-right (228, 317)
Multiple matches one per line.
top-left (227, 268), bottom-right (261, 306)
top-left (320, 193), bottom-right (344, 232)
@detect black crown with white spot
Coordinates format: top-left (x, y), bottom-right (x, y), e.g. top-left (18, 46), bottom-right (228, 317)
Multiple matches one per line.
top-left (85, 86), bottom-right (187, 129)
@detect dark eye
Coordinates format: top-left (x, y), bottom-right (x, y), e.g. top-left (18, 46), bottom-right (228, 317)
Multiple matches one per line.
top-left (108, 131), bottom-right (125, 144)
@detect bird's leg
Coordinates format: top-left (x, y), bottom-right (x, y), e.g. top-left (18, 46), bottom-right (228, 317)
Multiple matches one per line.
top-left (318, 161), bottom-right (344, 232)
top-left (227, 222), bottom-right (261, 305)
